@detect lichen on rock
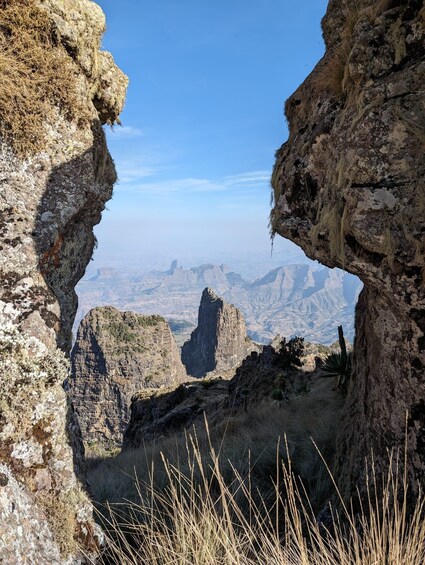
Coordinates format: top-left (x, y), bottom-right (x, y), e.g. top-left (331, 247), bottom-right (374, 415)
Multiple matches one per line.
top-left (271, 0), bottom-right (425, 500)
top-left (0, 325), bottom-right (102, 560)
top-left (0, 0), bottom-right (127, 561)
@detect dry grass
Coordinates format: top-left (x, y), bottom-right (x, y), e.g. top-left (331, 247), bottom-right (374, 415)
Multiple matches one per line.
top-left (315, 0), bottom-right (410, 96)
top-left (313, 42), bottom-right (352, 97)
top-left (86, 384), bottom-right (424, 564)
top-left (0, 0), bottom-right (88, 155)
top-left (91, 430), bottom-right (425, 565)
top-left (371, 0), bottom-right (398, 20)
top-left (88, 380), bottom-right (342, 514)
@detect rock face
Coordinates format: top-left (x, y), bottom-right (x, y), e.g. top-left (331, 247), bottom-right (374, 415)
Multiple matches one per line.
top-left (271, 0), bottom-right (425, 499)
top-left (71, 307), bottom-right (187, 447)
top-left (181, 288), bottom-right (259, 377)
top-left (0, 0), bottom-right (127, 561)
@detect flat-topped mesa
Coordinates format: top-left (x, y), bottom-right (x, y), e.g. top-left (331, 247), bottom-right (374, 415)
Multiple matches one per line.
top-left (271, 0), bottom-right (424, 501)
top-left (0, 1), bottom-right (127, 560)
top-left (181, 287), bottom-right (259, 377)
top-left (70, 306), bottom-right (187, 448)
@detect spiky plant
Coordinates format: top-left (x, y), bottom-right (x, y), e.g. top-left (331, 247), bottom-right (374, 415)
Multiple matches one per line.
top-left (321, 351), bottom-right (352, 392)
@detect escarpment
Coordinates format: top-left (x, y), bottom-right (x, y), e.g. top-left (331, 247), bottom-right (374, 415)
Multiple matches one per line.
top-left (70, 307), bottom-right (187, 448)
top-left (271, 0), bottom-right (425, 499)
top-left (0, 0), bottom-right (127, 561)
top-left (181, 287), bottom-right (260, 377)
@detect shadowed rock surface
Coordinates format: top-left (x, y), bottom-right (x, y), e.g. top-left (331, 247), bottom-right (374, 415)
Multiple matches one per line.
top-left (0, 0), bottom-right (127, 561)
top-left (181, 287), bottom-right (260, 377)
top-left (123, 338), bottom-right (335, 449)
top-left (271, 0), bottom-right (425, 500)
top-left (123, 379), bottom-right (230, 448)
top-left (71, 306), bottom-right (187, 448)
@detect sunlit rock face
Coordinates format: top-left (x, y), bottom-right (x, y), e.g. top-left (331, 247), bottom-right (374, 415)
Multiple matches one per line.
top-left (0, 0), bottom-right (128, 561)
top-left (70, 307), bottom-right (187, 448)
top-left (271, 0), bottom-right (425, 499)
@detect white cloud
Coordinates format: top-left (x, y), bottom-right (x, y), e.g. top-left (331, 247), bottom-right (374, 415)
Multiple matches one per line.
top-left (106, 125), bottom-right (144, 139)
top-left (117, 164), bottom-right (158, 184)
top-left (120, 170), bottom-right (271, 195)
top-left (225, 171), bottom-right (271, 184)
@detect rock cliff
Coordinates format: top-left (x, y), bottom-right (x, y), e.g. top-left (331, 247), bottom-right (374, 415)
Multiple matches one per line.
top-left (0, 0), bottom-right (127, 561)
top-left (271, 0), bottom-right (425, 499)
top-left (181, 287), bottom-right (259, 377)
top-left (71, 306), bottom-right (187, 447)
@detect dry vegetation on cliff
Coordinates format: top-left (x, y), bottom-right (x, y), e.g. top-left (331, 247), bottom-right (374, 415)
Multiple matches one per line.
top-left (0, 0), bottom-right (87, 155)
top-left (312, 0), bottom-right (407, 96)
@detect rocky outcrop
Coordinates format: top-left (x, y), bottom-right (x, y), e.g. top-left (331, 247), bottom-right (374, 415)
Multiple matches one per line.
top-left (71, 307), bottom-right (187, 447)
top-left (123, 379), bottom-right (229, 448)
top-left (124, 337), bottom-right (334, 449)
top-left (181, 288), bottom-right (259, 377)
top-left (271, 0), bottom-right (425, 499)
top-left (0, 0), bottom-right (127, 561)
top-left (76, 261), bottom-right (362, 344)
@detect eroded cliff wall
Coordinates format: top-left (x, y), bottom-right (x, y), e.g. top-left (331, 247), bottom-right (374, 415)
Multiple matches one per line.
top-left (271, 0), bottom-right (424, 499)
top-left (182, 287), bottom-right (259, 377)
top-left (0, 0), bottom-right (127, 560)
top-left (71, 307), bottom-right (187, 448)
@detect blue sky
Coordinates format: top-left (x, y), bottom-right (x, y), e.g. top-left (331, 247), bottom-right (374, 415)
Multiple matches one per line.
top-left (92, 0), bottom-right (328, 274)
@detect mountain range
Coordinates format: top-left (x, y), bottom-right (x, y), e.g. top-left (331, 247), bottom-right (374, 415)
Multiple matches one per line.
top-left (75, 261), bottom-right (362, 345)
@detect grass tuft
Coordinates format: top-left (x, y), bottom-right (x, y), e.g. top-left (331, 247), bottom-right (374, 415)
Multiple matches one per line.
top-left (0, 0), bottom-right (89, 155)
top-left (93, 427), bottom-right (425, 565)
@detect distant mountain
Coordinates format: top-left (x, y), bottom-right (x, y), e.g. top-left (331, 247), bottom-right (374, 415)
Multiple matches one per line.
top-left (75, 261), bottom-right (362, 344)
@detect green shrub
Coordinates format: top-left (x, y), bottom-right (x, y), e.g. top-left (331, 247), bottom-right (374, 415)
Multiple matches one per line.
top-left (271, 388), bottom-right (284, 401)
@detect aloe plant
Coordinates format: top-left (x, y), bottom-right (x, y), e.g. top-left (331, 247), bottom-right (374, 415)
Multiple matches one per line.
top-left (321, 351), bottom-right (352, 391)
top-left (321, 325), bottom-right (352, 392)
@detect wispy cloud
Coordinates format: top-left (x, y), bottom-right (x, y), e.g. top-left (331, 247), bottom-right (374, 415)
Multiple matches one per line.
top-left (119, 170), bottom-right (271, 195)
top-left (117, 164), bottom-right (158, 184)
top-left (225, 171), bottom-right (271, 184)
top-left (106, 125), bottom-right (144, 139)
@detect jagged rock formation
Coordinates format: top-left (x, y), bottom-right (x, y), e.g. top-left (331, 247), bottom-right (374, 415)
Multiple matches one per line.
top-left (271, 0), bottom-right (425, 500)
top-left (0, 0), bottom-right (127, 561)
top-left (71, 307), bottom-right (187, 447)
top-left (181, 288), bottom-right (260, 377)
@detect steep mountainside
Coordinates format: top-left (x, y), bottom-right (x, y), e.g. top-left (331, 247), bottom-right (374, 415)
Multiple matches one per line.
top-left (123, 339), bottom-right (339, 449)
top-left (75, 261), bottom-right (362, 344)
top-left (0, 1), bottom-right (127, 561)
top-left (182, 288), bottom-right (259, 377)
top-left (71, 306), bottom-right (187, 447)
top-left (271, 0), bottom-right (425, 501)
